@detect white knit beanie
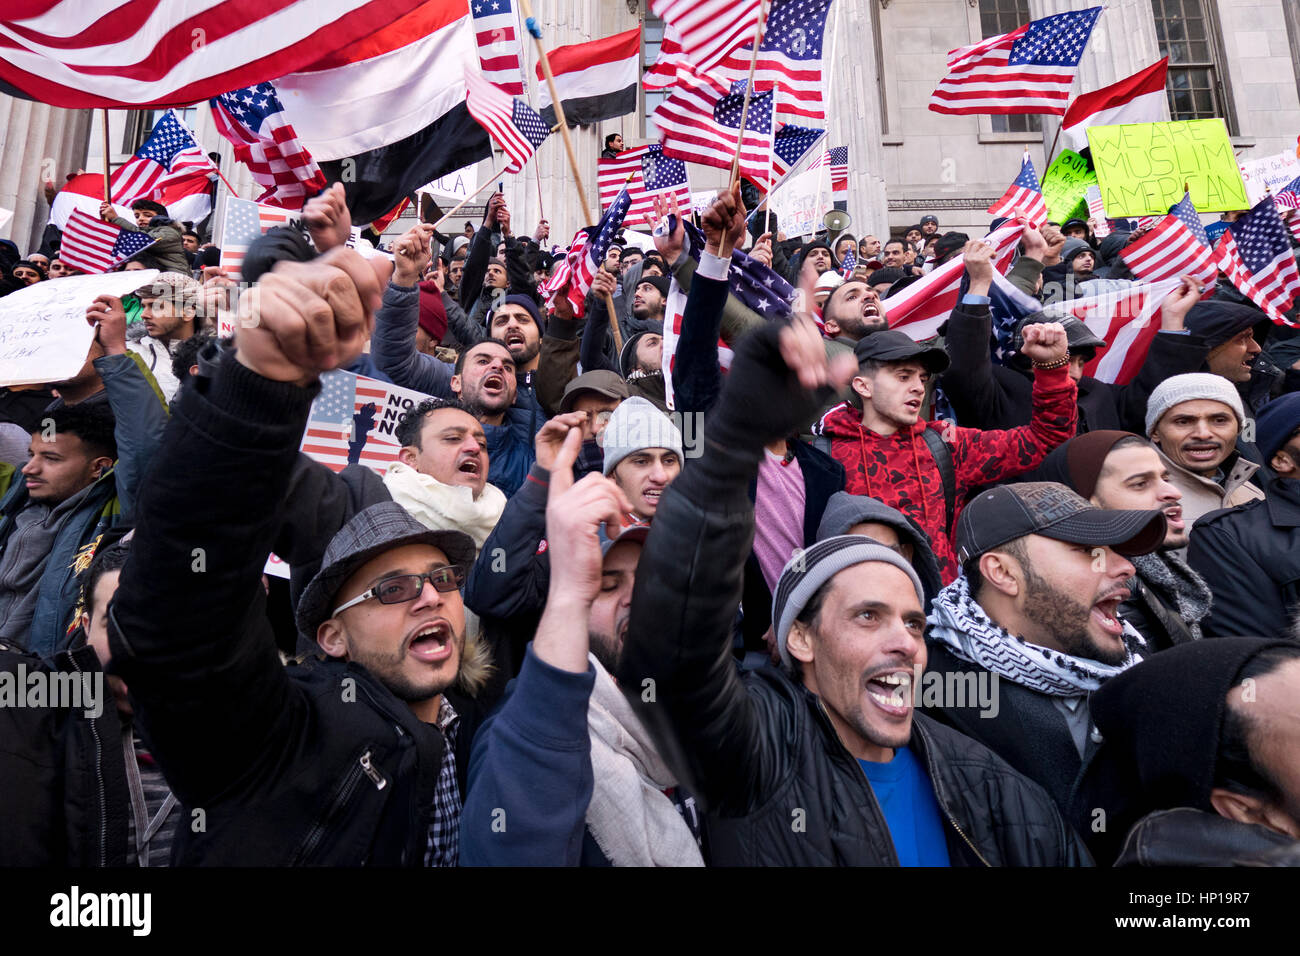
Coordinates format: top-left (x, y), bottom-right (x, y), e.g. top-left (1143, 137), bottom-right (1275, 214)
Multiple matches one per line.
top-left (1145, 373), bottom-right (1245, 436)
top-left (601, 397), bottom-right (684, 476)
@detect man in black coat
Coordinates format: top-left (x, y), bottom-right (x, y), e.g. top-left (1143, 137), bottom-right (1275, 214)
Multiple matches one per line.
top-left (1189, 392), bottom-right (1300, 639)
top-left (619, 186), bottom-right (1090, 866)
top-left (107, 249), bottom-right (489, 865)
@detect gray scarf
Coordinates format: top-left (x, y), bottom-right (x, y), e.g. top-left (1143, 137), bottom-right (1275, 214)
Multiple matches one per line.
top-left (1129, 550), bottom-right (1212, 641)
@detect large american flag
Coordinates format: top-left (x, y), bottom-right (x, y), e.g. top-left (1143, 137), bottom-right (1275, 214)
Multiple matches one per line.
top-left (644, 22), bottom-right (688, 91)
top-left (57, 209), bottom-right (156, 274)
top-left (300, 370), bottom-right (428, 475)
top-left (1121, 191), bottom-right (1219, 289)
top-left (598, 145), bottom-right (692, 223)
top-left (210, 82), bottom-right (328, 210)
top-left (929, 6), bottom-right (1102, 115)
top-left (1042, 278), bottom-right (1183, 384)
top-left (110, 110), bottom-right (216, 205)
top-left (717, 0), bottom-right (833, 124)
top-left (650, 0), bottom-right (764, 76)
top-left (465, 68), bottom-right (550, 174)
top-left (471, 0), bottom-right (526, 96)
top-left (987, 152), bottom-right (1048, 228)
top-left (655, 71), bottom-right (775, 187)
top-left (218, 198), bottom-right (300, 281)
top-left (543, 188), bottom-right (633, 317)
top-left (1215, 196), bottom-right (1300, 324)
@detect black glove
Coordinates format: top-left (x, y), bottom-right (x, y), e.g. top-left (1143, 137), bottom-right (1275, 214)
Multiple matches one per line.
top-left (243, 226), bottom-right (315, 284)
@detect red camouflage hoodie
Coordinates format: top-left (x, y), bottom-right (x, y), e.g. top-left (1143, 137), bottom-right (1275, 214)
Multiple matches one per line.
top-left (820, 365), bottom-right (1078, 582)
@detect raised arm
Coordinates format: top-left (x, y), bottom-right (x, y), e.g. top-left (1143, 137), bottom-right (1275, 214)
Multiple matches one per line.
top-left (370, 223), bottom-right (455, 397)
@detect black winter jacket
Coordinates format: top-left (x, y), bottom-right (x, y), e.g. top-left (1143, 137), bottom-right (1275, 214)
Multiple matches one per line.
top-left (619, 424), bottom-right (1091, 866)
top-left (108, 355), bottom-right (483, 865)
top-left (1114, 808), bottom-right (1300, 867)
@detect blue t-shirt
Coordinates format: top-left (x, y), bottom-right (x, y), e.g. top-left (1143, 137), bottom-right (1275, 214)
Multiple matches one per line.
top-left (859, 746), bottom-right (952, 867)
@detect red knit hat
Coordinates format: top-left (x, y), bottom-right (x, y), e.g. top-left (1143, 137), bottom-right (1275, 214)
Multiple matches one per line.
top-left (418, 281), bottom-right (448, 341)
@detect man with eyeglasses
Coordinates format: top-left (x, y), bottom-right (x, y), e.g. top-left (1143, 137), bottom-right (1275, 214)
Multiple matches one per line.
top-left (106, 248), bottom-right (491, 865)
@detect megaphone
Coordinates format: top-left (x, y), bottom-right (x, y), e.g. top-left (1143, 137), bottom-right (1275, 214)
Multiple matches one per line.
top-left (823, 209), bottom-right (852, 240)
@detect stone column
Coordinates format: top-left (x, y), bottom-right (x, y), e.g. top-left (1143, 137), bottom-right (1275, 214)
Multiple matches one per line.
top-left (0, 96), bottom-right (92, 253)
top-left (825, 0), bottom-right (890, 237)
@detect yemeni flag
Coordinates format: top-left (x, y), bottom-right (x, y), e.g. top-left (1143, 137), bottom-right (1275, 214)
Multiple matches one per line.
top-left (537, 27), bottom-right (640, 128)
top-left (276, 0), bottom-right (491, 225)
top-left (1060, 58), bottom-right (1169, 153)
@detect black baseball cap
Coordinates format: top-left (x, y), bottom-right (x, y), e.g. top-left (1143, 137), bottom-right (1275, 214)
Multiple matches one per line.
top-left (955, 482), bottom-right (1166, 565)
top-left (853, 329), bottom-right (950, 373)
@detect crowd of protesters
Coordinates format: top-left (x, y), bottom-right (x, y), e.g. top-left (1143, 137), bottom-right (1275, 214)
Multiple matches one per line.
top-left (4, 158), bottom-right (1300, 870)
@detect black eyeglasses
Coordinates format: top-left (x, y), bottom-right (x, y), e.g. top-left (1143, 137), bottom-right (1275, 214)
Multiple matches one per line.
top-left (333, 566), bottom-right (466, 617)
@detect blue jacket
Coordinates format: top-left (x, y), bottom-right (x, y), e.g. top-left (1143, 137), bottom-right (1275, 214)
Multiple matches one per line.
top-left (0, 352), bottom-right (169, 657)
top-left (370, 281), bottom-right (541, 497)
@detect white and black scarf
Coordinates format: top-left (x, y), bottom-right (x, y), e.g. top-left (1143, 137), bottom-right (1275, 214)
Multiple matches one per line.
top-left (927, 575), bottom-right (1144, 697)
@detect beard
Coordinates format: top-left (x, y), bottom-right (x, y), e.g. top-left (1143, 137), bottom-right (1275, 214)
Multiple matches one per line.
top-left (1020, 564), bottom-right (1128, 666)
top-left (834, 314), bottom-right (887, 340)
top-left (509, 338), bottom-right (540, 367)
top-left (460, 382), bottom-right (513, 418)
top-left (345, 629), bottom-right (464, 702)
top-left (588, 629), bottom-right (622, 676)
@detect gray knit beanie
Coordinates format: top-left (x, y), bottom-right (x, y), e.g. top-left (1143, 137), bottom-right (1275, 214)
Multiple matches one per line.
top-left (771, 536), bottom-right (925, 671)
top-left (600, 396), bottom-right (683, 476)
top-left (1144, 372), bottom-right (1245, 436)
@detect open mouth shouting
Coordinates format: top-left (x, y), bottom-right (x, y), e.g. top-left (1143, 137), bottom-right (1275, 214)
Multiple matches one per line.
top-left (456, 453), bottom-right (482, 479)
top-left (1090, 589), bottom-right (1130, 638)
top-left (407, 619), bottom-right (455, 664)
top-left (865, 669), bottom-right (913, 717)
top-left (1162, 504), bottom-right (1184, 533)
top-left (503, 329), bottom-right (526, 352)
top-left (480, 372), bottom-right (507, 397)
top-left (1180, 441), bottom-right (1222, 466)
top-left (640, 485), bottom-right (664, 512)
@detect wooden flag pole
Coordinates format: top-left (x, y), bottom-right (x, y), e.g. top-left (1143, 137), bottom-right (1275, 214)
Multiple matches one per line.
top-left (1045, 122), bottom-right (1064, 169)
top-left (728, 0), bottom-right (771, 188)
top-left (101, 109), bottom-right (113, 207)
top-left (432, 161), bottom-right (514, 231)
top-left (518, 0), bottom-right (621, 352)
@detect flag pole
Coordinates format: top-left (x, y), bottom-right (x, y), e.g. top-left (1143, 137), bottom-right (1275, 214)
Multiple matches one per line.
top-left (728, 0), bottom-right (771, 188)
top-left (517, 0), bottom-right (621, 352)
top-left (431, 161), bottom-right (515, 231)
top-left (101, 109), bottom-right (113, 206)
top-left (1045, 123), bottom-right (1063, 168)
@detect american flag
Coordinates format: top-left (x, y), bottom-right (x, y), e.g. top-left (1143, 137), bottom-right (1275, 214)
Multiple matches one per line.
top-left (929, 6), bottom-right (1102, 116)
top-left (885, 222), bottom-right (1025, 341)
top-left (771, 124), bottom-right (826, 186)
top-left (644, 22), bottom-right (688, 91)
top-left (543, 187), bottom-right (633, 317)
top-left (655, 71), bottom-right (775, 187)
top-left (1276, 176), bottom-right (1300, 210)
top-left (1215, 196), bottom-right (1300, 324)
top-left (1041, 277), bottom-right (1183, 384)
top-left (218, 198), bottom-right (300, 280)
top-left (109, 110), bottom-right (216, 205)
top-left (300, 370), bottom-right (423, 475)
top-left (827, 145), bottom-right (848, 197)
top-left (662, 279), bottom-right (735, 411)
top-left (1120, 191), bottom-right (1219, 289)
top-left (717, 0), bottom-right (834, 124)
top-left (598, 145), bottom-right (692, 223)
top-left (57, 209), bottom-right (156, 274)
top-left (987, 152), bottom-right (1048, 228)
top-left (839, 247), bottom-right (857, 278)
top-left (465, 68), bottom-right (551, 174)
top-left (650, 0), bottom-right (764, 76)
top-left (210, 82), bottom-right (328, 210)
top-left (471, 0), bottom-right (526, 96)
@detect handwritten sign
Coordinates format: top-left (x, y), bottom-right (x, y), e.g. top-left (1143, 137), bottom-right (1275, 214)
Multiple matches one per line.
top-left (0, 270), bottom-right (158, 387)
top-left (423, 164), bottom-right (478, 203)
top-left (769, 167), bottom-right (832, 239)
top-left (1238, 151), bottom-right (1300, 206)
top-left (1088, 119), bottom-right (1248, 216)
top-left (1040, 149), bottom-right (1096, 223)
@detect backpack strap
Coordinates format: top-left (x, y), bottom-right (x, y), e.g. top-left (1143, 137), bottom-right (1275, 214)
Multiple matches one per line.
top-left (919, 425), bottom-right (956, 538)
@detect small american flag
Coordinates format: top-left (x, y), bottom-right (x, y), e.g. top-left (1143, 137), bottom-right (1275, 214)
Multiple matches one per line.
top-left (210, 82), bottom-right (327, 210)
top-left (58, 209), bottom-right (156, 274)
top-left (1276, 176), bottom-right (1300, 211)
top-left (1215, 195), bottom-right (1300, 324)
top-left (110, 109), bottom-right (216, 204)
top-left (471, 0), bottom-right (526, 96)
top-left (717, 0), bottom-right (833, 124)
top-left (930, 7), bottom-right (1102, 116)
top-left (1121, 191), bottom-right (1219, 289)
top-left (598, 145), bottom-right (692, 223)
top-left (655, 70), bottom-right (775, 187)
top-left (300, 370), bottom-right (423, 474)
top-left (771, 124), bottom-right (826, 186)
top-left (839, 247), bottom-right (857, 278)
top-left (650, 0), bottom-right (764, 76)
top-left (827, 145), bottom-right (848, 197)
top-left (465, 68), bottom-right (550, 174)
top-left (987, 152), bottom-right (1048, 228)
top-left (543, 187), bottom-right (633, 317)
top-left (218, 198), bottom-right (299, 280)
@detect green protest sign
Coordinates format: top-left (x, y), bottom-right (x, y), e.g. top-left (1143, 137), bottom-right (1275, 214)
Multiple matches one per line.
top-left (1040, 149), bottom-right (1095, 223)
top-left (1087, 119), bottom-right (1249, 216)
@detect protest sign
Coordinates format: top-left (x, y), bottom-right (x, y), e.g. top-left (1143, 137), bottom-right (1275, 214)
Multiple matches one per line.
top-left (691, 191), bottom-right (717, 216)
top-left (0, 270), bottom-right (158, 387)
top-left (620, 230), bottom-right (656, 253)
top-left (769, 167), bottom-right (832, 239)
top-left (1040, 149), bottom-right (1096, 223)
top-left (1088, 119), bottom-right (1248, 215)
top-left (299, 369), bottom-right (433, 475)
top-left (423, 163), bottom-right (479, 203)
top-left (1238, 151), bottom-right (1300, 206)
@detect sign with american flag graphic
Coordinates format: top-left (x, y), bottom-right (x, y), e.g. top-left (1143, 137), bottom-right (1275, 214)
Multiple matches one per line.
top-left (299, 370), bottom-right (436, 475)
top-left (218, 198), bottom-right (300, 280)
